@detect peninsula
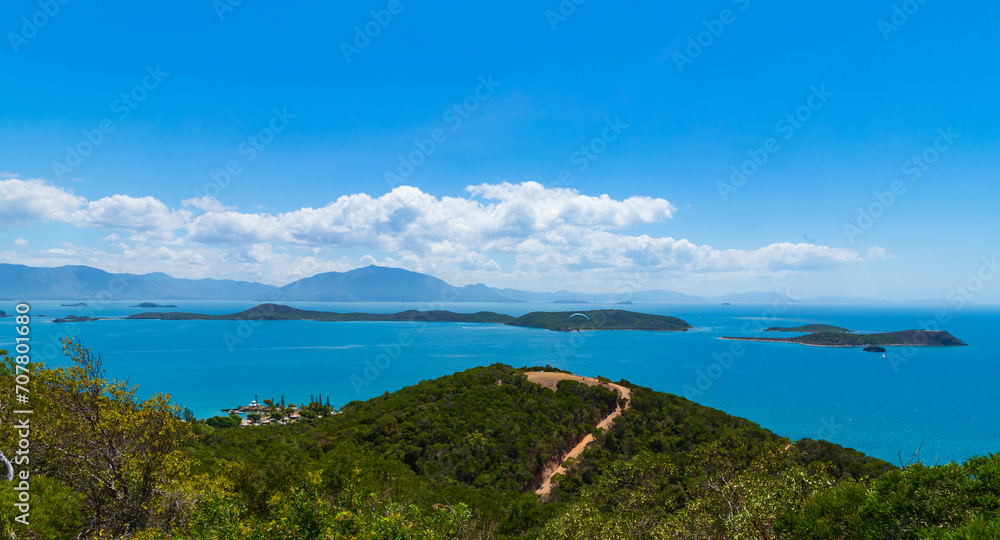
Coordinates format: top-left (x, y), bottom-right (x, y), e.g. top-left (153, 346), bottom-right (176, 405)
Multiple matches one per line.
top-left (126, 304), bottom-right (692, 332)
top-left (723, 329), bottom-right (967, 347)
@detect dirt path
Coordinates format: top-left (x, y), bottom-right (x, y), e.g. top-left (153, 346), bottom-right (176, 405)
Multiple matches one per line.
top-left (523, 371), bottom-right (632, 497)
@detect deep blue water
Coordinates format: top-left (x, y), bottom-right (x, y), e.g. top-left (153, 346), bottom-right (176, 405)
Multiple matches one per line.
top-left (1, 300), bottom-right (997, 466)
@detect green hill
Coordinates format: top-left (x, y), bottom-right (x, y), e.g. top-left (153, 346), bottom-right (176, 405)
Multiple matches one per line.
top-left (765, 324), bottom-right (849, 333)
top-left (3, 344), bottom-right (998, 540)
top-left (724, 329), bottom-right (967, 347)
top-left (509, 309), bottom-right (692, 332)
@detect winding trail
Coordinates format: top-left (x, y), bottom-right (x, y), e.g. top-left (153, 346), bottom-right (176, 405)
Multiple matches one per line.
top-left (524, 371), bottom-right (631, 497)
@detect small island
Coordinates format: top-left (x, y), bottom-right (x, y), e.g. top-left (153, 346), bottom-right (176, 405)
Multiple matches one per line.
top-left (864, 345), bottom-right (887, 353)
top-left (127, 304), bottom-right (692, 332)
top-left (131, 302), bottom-right (180, 308)
top-left (0, 310), bottom-right (6, 318)
top-left (61, 303), bottom-right (89, 307)
top-left (765, 324), bottom-right (850, 333)
top-left (723, 329), bottom-right (967, 348)
top-left (53, 315), bottom-right (101, 323)
top-left (550, 299), bottom-right (590, 304)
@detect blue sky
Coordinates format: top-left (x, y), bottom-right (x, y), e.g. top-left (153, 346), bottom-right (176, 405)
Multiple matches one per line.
top-left (1, 0), bottom-right (998, 301)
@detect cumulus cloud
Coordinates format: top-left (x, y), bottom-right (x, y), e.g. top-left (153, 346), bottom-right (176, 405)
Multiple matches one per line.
top-left (84, 194), bottom-right (191, 232)
top-left (0, 178), bottom-right (189, 234)
top-left (0, 178), bottom-right (86, 226)
top-left (0, 177), bottom-right (881, 288)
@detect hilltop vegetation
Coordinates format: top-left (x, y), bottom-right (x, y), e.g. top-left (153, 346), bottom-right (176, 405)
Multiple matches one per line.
top-left (2, 343), bottom-right (998, 539)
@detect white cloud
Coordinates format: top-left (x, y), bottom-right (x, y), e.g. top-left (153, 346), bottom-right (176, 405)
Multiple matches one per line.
top-left (13, 238), bottom-right (29, 247)
top-left (0, 177), bottom-right (881, 289)
top-left (0, 178), bottom-right (86, 226)
top-left (0, 178), bottom-right (189, 234)
top-left (84, 194), bottom-right (191, 233)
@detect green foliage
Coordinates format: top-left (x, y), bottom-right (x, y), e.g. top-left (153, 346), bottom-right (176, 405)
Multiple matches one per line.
top-left (794, 438), bottom-right (896, 480)
top-left (205, 415), bottom-right (241, 429)
top-left (302, 365), bottom-right (619, 491)
top-left (0, 340), bottom-right (192, 537)
top-left (777, 453), bottom-right (1000, 540)
top-left (3, 345), bottom-right (998, 540)
top-left (0, 474), bottom-right (85, 539)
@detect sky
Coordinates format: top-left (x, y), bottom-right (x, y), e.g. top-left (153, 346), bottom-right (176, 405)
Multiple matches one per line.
top-left (1, 0), bottom-right (998, 301)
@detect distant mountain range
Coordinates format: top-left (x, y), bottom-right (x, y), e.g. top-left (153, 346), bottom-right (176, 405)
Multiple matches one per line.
top-left (0, 263), bottom-right (944, 304)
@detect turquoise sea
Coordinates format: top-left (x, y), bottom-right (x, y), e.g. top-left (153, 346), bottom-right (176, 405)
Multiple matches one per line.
top-left (1, 300), bottom-right (997, 466)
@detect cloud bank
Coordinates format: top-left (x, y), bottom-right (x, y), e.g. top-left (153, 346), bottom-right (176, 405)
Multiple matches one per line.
top-left (0, 177), bottom-right (882, 289)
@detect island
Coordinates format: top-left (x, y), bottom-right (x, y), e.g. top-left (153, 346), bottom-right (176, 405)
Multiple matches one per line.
top-left (130, 302), bottom-right (180, 308)
top-left (52, 315), bottom-right (101, 323)
top-left (61, 303), bottom-right (89, 307)
top-left (127, 304), bottom-right (693, 332)
top-left (550, 299), bottom-right (590, 304)
top-left (765, 324), bottom-right (850, 333)
top-left (0, 310), bottom-right (6, 317)
top-left (863, 345), bottom-right (887, 353)
top-left (722, 329), bottom-right (967, 348)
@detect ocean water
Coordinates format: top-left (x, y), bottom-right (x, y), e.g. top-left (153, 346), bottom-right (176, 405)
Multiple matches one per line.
top-left (1, 300), bottom-right (997, 466)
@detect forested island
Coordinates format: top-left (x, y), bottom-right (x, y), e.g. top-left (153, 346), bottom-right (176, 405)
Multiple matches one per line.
top-left (2, 343), bottom-right (998, 539)
top-left (765, 324), bottom-right (850, 332)
top-left (125, 304), bottom-right (693, 332)
top-left (724, 329), bottom-right (967, 347)
top-left (51, 315), bottom-right (100, 323)
top-left (130, 302), bottom-right (180, 308)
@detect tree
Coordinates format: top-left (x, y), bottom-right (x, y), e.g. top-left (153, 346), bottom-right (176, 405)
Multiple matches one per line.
top-left (183, 407), bottom-right (197, 422)
top-left (281, 394), bottom-right (285, 407)
top-left (247, 413), bottom-right (262, 424)
top-left (30, 339), bottom-right (192, 536)
top-left (206, 415), bottom-right (241, 429)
